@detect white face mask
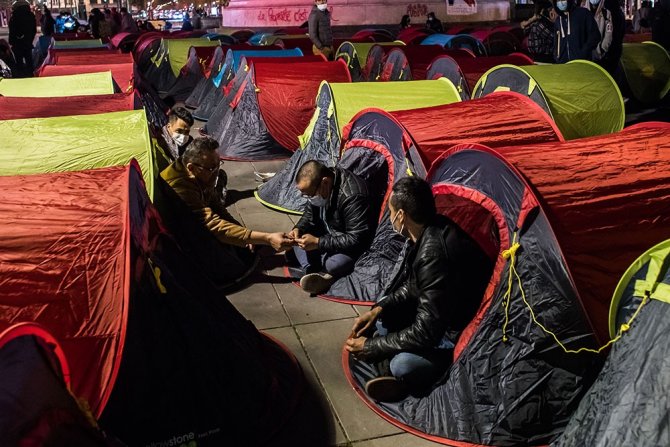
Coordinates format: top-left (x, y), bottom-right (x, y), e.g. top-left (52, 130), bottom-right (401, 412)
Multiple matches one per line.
top-left (556, 0), bottom-right (568, 10)
top-left (317, 3), bottom-right (327, 11)
top-left (390, 210), bottom-right (405, 237)
top-left (173, 133), bottom-right (188, 146)
top-left (589, 0), bottom-right (599, 5)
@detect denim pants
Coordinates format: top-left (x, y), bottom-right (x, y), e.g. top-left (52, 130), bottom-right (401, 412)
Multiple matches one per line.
top-left (375, 319), bottom-right (452, 391)
top-left (293, 247), bottom-right (355, 278)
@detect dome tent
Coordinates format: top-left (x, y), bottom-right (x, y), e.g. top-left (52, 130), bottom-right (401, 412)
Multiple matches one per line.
top-left (0, 72), bottom-right (115, 97)
top-left (0, 93), bottom-right (135, 120)
top-left (254, 78), bottom-right (462, 214)
top-left (335, 41), bottom-right (403, 81)
top-left (345, 122), bottom-right (670, 446)
top-left (0, 164), bottom-right (303, 446)
top-left (473, 60), bottom-right (625, 139)
top-left (553, 239), bottom-right (670, 447)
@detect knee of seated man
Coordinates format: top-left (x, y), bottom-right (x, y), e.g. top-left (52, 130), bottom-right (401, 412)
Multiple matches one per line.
top-left (389, 352), bottom-right (436, 382)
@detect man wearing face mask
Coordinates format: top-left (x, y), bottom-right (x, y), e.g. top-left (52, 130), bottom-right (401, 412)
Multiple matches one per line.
top-left (287, 160), bottom-right (375, 294)
top-left (159, 107), bottom-right (195, 161)
top-left (553, 0), bottom-right (600, 63)
top-left (345, 177), bottom-right (493, 402)
top-left (308, 0), bottom-right (333, 60)
top-left (161, 137), bottom-right (293, 252)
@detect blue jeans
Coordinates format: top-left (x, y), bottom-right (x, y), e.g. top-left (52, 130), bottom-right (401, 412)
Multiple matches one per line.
top-left (293, 247), bottom-right (355, 278)
top-left (375, 320), bottom-right (452, 391)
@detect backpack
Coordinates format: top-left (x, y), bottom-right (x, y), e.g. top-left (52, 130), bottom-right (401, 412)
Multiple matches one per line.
top-left (594, 7), bottom-right (613, 60)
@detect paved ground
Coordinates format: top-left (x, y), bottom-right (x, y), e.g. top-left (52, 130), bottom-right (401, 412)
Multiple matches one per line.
top-left (211, 151), bottom-right (442, 446)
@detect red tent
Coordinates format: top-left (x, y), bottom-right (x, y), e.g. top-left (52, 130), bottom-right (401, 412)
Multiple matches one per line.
top-left (397, 27), bottom-right (429, 45)
top-left (47, 52), bottom-right (133, 66)
top-left (211, 59), bottom-right (351, 160)
top-left (37, 63), bottom-right (134, 92)
top-left (383, 44), bottom-right (449, 80)
top-left (470, 29), bottom-right (522, 55)
top-left (0, 163), bottom-right (302, 445)
top-left (0, 94), bottom-right (135, 120)
top-left (109, 31), bottom-right (140, 50)
top-left (434, 121), bottom-right (670, 345)
top-left (383, 91), bottom-right (564, 171)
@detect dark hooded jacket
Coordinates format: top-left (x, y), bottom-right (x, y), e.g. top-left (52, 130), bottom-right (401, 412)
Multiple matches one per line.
top-left (361, 215), bottom-right (494, 361)
top-left (553, 0), bottom-right (600, 63)
top-left (295, 167), bottom-right (374, 258)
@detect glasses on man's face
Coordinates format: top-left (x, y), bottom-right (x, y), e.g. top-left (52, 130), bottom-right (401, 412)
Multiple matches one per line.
top-left (300, 178), bottom-right (323, 199)
top-left (193, 160), bottom-right (224, 174)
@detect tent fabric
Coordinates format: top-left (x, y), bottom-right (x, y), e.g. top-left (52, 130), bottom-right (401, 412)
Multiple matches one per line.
top-left (52, 39), bottom-right (105, 49)
top-left (109, 31), bottom-right (140, 50)
top-left (255, 78), bottom-right (462, 213)
top-left (361, 43), bottom-right (406, 81)
top-left (194, 54), bottom-right (317, 122)
top-left (0, 93), bottom-right (135, 120)
top-left (421, 34), bottom-right (487, 56)
top-left (619, 41), bottom-right (670, 104)
top-left (37, 63), bottom-right (134, 92)
top-left (45, 52), bottom-right (132, 66)
top-left (209, 60), bottom-right (351, 160)
top-left (553, 239), bottom-right (670, 447)
top-left (165, 38), bottom-right (219, 76)
top-left (380, 45), bottom-right (448, 80)
top-left (0, 323), bottom-right (111, 446)
top-left (473, 60), bottom-right (625, 140)
top-left (396, 27), bottom-right (429, 45)
top-left (0, 164), bottom-right (303, 446)
top-left (160, 46), bottom-right (218, 101)
top-left (0, 72), bottom-right (115, 97)
top-left (335, 42), bottom-right (402, 81)
top-left (344, 121), bottom-right (670, 447)
top-left (470, 29), bottom-right (522, 56)
top-left (425, 55), bottom-right (470, 100)
top-left (220, 48), bottom-right (303, 87)
top-left (0, 109), bottom-right (155, 198)
top-left (290, 92), bottom-right (564, 304)
top-left (456, 53), bottom-right (534, 91)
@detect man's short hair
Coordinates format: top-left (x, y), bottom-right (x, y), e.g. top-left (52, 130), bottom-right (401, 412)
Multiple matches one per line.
top-left (390, 177), bottom-right (436, 225)
top-left (183, 137), bottom-right (219, 165)
top-left (296, 160), bottom-right (333, 185)
top-left (168, 106), bottom-right (194, 127)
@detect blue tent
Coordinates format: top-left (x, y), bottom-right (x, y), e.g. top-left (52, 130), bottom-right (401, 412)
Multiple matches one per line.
top-left (421, 34), bottom-right (486, 56)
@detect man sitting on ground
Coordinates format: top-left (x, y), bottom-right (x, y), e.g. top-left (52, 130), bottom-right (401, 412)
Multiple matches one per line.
top-left (345, 177), bottom-right (494, 402)
top-left (161, 137), bottom-right (291, 251)
top-left (159, 106), bottom-right (194, 161)
top-left (287, 160), bottom-right (375, 294)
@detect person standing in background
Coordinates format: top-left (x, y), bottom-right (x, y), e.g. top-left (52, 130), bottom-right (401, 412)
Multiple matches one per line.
top-left (8, 0), bottom-right (36, 77)
top-left (308, 0), bottom-right (333, 60)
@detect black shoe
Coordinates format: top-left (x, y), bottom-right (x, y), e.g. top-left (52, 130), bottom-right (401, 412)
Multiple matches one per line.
top-left (365, 376), bottom-right (408, 402)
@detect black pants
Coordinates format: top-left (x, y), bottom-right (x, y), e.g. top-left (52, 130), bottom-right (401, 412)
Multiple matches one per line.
top-left (12, 46), bottom-right (33, 77)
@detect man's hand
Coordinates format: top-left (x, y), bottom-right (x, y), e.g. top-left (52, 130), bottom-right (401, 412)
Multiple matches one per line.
top-left (288, 227), bottom-right (300, 241)
top-left (266, 232), bottom-right (292, 251)
top-left (345, 336), bottom-right (367, 354)
top-left (296, 233), bottom-right (319, 251)
top-left (350, 306), bottom-right (382, 338)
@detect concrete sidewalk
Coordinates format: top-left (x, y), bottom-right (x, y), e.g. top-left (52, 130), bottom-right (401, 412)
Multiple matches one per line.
top-left (217, 154), bottom-right (442, 446)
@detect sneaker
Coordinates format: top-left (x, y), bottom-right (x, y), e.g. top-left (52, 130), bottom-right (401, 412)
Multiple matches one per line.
top-left (299, 272), bottom-right (334, 294)
top-left (365, 376), bottom-right (408, 402)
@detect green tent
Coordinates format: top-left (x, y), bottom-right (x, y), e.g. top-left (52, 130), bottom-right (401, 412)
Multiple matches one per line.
top-left (0, 110), bottom-right (156, 198)
top-left (52, 39), bottom-right (105, 48)
top-left (472, 60), bottom-right (625, 140)
top-left (620, 42), bottom-right (670, 105)
top-left (256, 78), bottom-right (462, 213)
top-left (163, 38), bottom-right (220, 76)
top-left (0, 72), bottom-right (115, 97)
top-left (299, 78), bottom-right (461, 148)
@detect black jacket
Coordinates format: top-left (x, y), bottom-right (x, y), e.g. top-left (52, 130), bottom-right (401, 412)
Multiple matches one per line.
top-left (362, 215), bottom-right (494, 361)
top-left (295, 167), bottom-right (374, 257)
top-left (308, 5), bottom-right (332, 49)
top-left (553, 2), bottom-right (600, 63)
